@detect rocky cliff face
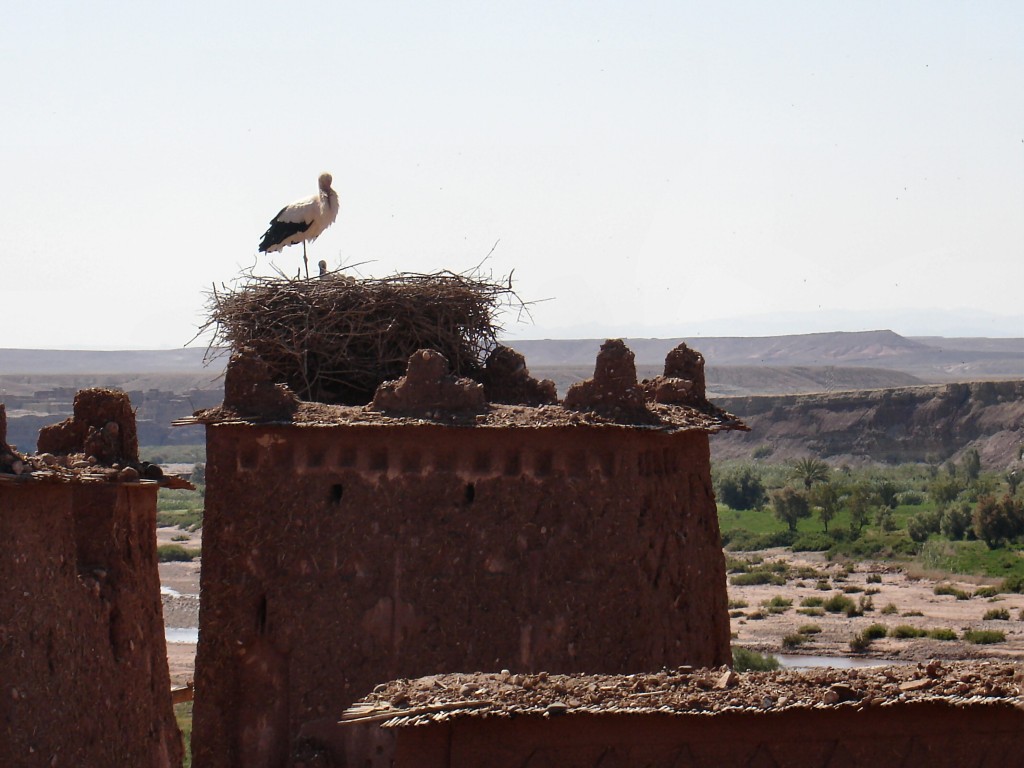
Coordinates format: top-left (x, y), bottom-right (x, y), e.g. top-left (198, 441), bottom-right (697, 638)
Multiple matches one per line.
top-left (711, 380), bottom-right (1024, 468)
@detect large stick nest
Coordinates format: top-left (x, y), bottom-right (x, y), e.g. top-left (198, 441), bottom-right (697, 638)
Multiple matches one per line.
top-left (201, 269), bottom-right (525, 405)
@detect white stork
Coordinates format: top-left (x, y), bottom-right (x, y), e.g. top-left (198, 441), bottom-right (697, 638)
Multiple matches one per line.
top-left (258, 172), bottom-right (340, 278)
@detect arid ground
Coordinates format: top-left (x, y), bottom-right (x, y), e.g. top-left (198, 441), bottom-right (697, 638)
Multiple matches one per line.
top-left (728, 548), bottom-right (1024, 664)
top-left (159, 533), bottom-right (1024, 687)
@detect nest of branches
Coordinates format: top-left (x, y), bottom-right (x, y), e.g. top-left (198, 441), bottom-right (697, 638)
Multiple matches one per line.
top-left (201, 269), bottom-right (524, 405)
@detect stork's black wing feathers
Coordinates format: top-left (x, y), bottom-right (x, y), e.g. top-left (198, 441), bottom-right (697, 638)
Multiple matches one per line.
top-left (259, 217), bottom-right (312, 252)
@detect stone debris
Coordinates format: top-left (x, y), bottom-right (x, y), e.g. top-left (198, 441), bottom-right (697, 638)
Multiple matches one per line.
top-left (343, 661), bottom-right (1024, 727)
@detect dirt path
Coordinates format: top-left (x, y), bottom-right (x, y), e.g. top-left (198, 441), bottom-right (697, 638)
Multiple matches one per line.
top-left (158, 526), bottom-right (201, 687)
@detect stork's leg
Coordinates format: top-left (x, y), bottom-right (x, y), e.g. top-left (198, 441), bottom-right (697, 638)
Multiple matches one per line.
top-left (303, 242), bottom-right (309, 279)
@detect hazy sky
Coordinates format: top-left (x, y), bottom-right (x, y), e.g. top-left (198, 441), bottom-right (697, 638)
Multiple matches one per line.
top-left (2, 2), bottom-right (1022, 349)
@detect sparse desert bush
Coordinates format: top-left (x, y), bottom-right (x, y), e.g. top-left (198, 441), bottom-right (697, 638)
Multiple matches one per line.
top-left (791, 533), bottom-right (833, 552)
top-left (902, 610), bottom-right (924, 617)
top-left (823, 594), bottom-right (858, 616)
top-left (762, 596), bottom-right (794, 613)
top-left (800, 596), bottom-right (825, 608)
top-left (782, 633), bottom-right (808, 650)
top-left (880, 603), bottom-right (899, 615)
top-left (862, 624), bottom-right (888, 640)
top-left (730, 571), bottom-right (786, 587)
top-left (934, 584), bottom-right (970, 600)
top-left (797, 624), bottom-right (822, 635)
top-left (983, 608), bottom-right (1011, 621)
top-left (842, 585), bottom-right (864, 594)
top-left (889, 625), bottom-right (927, 639)
top-left (858, 595), bottom-right (874, 613)
top-left (866, 573), bottom-right (883, 584)
top-left (973, 586), bottom-right (999, 598)
top-left (1001, 574), bottom-right (1024, 594)
top-left (729, 610), bottom-right (746, 618)
top-left (815, 579), bottom-right (832, 591)
top-left (797, 607), bottom-right (825, 616)
top-left (927, 628), bottom-right (957, 641)
top-left (732, 646), bottom-right (780, 672)
top-left (157, 544), bottom-right (201, 562)
top-left (849, 632), bottom-right (873, 653)
top-left (727, 599), bottom-right (749, 609)
top-left (963, 629), bottom-right (1006, 644)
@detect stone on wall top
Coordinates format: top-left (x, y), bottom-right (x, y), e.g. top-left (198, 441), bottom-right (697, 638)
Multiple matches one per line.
top-left (222, 347), bottom-right (299, 420)
top-left (480, 345), bottom-right (558, 406)
top-left (370, 349), bottom-right (486, 416)
top-left (563, 339), bottom-right (651, 422)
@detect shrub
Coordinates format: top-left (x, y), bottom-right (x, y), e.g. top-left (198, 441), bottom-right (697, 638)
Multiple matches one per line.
top-left (858, 595), bottom-right (874, 613)
top-left (849, 632), bottom-right (873, 653)
top-left (781, 633), bottom-right (807, 650)
top-left (963, 629), bottom-right (1006, 644)
top-left (800, 596), bottom-right (825, 608)
top-left (926, 628), bottom-right (957, 641)
top-left (983, 608), bottom-right (1011, 621)
top-left (842, 585), bottom-right (864, 594)
top-left (907, 509), bottom-right (942, 543)
top-left (823, 594), bottom-right (857, 615)
top-left (902, 610), bottom-right (924, 617)
top-left (815, 579), bottom-right (832, 591)
top-left (866, 573), bottom-right (882, 584)
top-left (727, 599), bottom-right (749, 609)
top-left (157, 544), bottom-right (200, 562)
top-left (973, 586), bottom-right (999, 598)
top-left (797, 624), bottom-right (822, 635)
top-left (730, 571), bottom-right (786, 587)
top-left (862, 623), bottom-right (888, 640)
top-left (752, 444), bottom-right (775, 460)
top-left (897, 490), bottom-right (925, 506)
top-left (729, 610), bottom-right (746, 618)
top-left (1001, 574), bottom-right (1024, 594)
top-left (940, 502), bottom-right (973, 541)
top-left (934, 584), bottom-right (970, 600)
top-left (797, 607), bottom-right (825, 616)
top-left (732, 646), bottom-right (780, 671)
top-left (791, 532), bottom-right (833, 552)
top-left (880, 603), bottom-right (898, 615)
top-left (889, 625), bottom-right (927, 639)
top-left (762, 596), bottom-right (793, 614)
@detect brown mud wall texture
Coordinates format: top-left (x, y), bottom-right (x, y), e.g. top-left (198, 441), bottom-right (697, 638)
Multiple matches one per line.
top-left (337, 702), bottom-right (1024, 768)
top-left (0, 483), bottom-right (182, 768)
top-left (190, 422), bottom-right (730, 766)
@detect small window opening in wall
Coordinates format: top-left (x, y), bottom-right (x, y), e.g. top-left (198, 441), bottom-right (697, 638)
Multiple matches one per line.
top-left (256, 595), bottom-right (268, 636)
top-left (464, 482), bottom-right (476, 504)
top-left (331, 483), bottom-right (344, 504)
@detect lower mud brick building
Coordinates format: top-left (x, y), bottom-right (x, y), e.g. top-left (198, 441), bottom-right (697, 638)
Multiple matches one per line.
top-left (186, 339), bottom-right (746, 766)
top-left (0, 393), bottom-right (184, 767)
top-left (324, 662), bottom-right (1024, 768)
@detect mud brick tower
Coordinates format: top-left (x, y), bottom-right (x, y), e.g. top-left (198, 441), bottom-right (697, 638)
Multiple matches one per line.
top-left (0, 394), bottom-right (183, 767)
top-left (188, 339), bottom-right (744, 766)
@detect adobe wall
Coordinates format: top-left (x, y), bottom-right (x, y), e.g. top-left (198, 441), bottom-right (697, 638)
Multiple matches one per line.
top-left (0, 481), bottom-right (182, 767)
top-left (191, 421), bottom-right (730, 766)
top-left (359, 702), bottom-right (1024, 768)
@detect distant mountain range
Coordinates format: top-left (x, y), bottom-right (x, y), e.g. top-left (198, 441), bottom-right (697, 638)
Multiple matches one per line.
top-left (3, 330), bottom-right (1024, 399)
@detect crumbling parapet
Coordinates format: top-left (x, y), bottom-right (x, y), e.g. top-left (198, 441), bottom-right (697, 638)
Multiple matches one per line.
top-left (563, 339), bottom-right (650, 420)
top-left (371, 349), bottom-right (486, 415)
top-left (642, 342), bottom-right (708, 406)
top-left (222, 347), bottom-right (300, 419)
top-left (480, 345), bottom-right (558, 406)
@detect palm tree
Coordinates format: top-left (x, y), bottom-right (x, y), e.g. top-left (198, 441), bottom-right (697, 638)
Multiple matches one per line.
top-left (790, 458), bottom-right (830, 491)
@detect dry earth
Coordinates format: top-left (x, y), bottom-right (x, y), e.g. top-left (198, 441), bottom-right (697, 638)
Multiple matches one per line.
top-left (157, 525), bottom-right (201, 687)
top-left (729, 548), bottom-right (1024, 664)
top-left (158, 537), bottom-right (1024, 688)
